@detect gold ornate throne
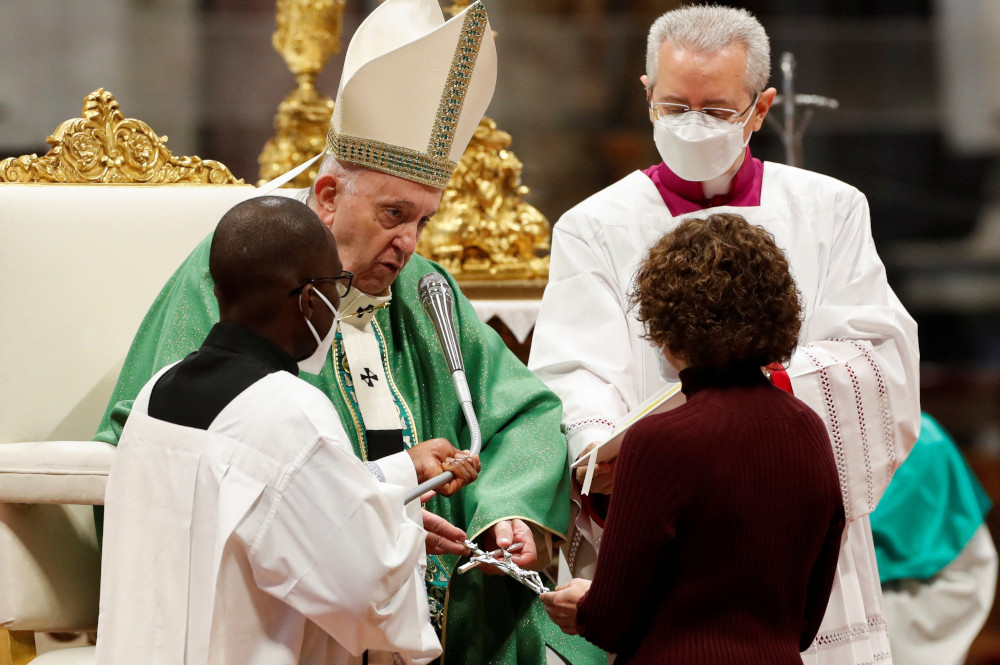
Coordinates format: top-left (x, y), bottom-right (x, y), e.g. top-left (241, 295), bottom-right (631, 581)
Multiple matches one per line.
top-left (0, 89), bottom-right (252, 665)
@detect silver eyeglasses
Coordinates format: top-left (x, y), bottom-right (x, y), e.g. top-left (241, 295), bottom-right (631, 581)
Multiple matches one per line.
top-left (649, 94), bottom-right (759, 123)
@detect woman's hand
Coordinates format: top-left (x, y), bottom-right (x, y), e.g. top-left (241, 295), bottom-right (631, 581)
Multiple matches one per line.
top-left (540, 578), bottom-right (592, 635)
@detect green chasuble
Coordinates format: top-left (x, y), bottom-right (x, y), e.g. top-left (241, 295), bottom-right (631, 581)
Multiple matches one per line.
top-left (870, 413), bottom-right (992, 583)
top-left (94, 232), bottom-right (605, 665)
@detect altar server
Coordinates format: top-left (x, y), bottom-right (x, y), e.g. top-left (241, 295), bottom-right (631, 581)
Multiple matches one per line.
top-left (96, 197), bottom-right (482, 665)
top-left (529, 5), bottom-right (920, 664)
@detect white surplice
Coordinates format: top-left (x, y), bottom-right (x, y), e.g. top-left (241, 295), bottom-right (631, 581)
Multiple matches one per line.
top-left (529, 162), bottom-right (921, 665)
top-left (95, 366), bottom-right (440, 665)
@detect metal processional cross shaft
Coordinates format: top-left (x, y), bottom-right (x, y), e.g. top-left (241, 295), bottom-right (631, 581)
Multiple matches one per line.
top-left (764, 52), bottom-right (840, 168)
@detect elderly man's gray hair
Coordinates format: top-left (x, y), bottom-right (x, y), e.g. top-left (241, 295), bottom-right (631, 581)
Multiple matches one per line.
top-left (645, 5), bottom-right (770, 96)
top-left (306, 154), bottom-right (367, 205)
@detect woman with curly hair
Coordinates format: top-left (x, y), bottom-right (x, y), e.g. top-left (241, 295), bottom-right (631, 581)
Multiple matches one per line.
top-left (542, 213), bottom-right (845, 664)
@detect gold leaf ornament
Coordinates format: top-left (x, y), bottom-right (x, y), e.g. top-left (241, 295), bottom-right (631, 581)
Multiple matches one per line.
top-left (0, 89), bottom-right (242, 184)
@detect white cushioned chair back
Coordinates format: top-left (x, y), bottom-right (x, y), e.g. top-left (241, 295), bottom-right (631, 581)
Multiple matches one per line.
top-left (0, 184), bottom-right (252, 444)
top-left (0, 182), bottom-right (252, 635)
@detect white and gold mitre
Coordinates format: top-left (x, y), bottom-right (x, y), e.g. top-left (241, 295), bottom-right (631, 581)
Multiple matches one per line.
top-left (327, 0), bottom-right (497, 189)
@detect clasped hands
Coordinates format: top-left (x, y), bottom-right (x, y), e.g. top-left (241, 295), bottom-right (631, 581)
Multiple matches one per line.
top-left (424, 515), bottom-right (539, 571)
top-left (405, 438), bottom-right (537, 568)
top-left (405, 437), bottom-right (481, 497)
top-left (423, 513), bottom-right (538, 567)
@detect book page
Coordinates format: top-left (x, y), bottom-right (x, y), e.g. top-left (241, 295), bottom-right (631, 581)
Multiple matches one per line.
top-left (572, 382), bottom-right (686, 494)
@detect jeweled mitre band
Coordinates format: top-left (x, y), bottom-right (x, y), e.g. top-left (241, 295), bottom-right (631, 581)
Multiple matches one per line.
top-left (326, 2), bottom-right (488, 189)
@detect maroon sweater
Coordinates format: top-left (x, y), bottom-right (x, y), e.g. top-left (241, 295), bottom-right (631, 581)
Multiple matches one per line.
top-left (576, 365), bottom-right (844, 664)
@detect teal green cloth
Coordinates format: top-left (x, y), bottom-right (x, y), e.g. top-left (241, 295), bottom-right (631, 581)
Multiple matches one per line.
top-left (870, 413), bottom-right (992, 583)
top-left (93, 233), bottom-right (606, 665)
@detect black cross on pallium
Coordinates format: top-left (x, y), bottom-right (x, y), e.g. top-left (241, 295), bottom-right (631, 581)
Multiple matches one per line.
top-left (355, 304), bottom-right (375, 316)
top-left (360, 367), bottom-right (379, 387)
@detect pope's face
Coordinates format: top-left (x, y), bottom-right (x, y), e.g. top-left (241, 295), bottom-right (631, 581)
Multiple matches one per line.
top-left (313, 169), bottom-right (441, 296)
top-left (642, 41), bottom-right (771, 147)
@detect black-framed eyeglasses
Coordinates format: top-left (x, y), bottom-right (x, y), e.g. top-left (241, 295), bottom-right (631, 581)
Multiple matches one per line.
top-left (648, 93), bottom-right (759, 123)
top-left (288, 272), bottom-right (354, 299)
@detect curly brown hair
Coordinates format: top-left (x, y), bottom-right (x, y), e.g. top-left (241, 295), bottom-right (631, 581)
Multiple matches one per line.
top-left (629, 213), bottom-right (802, 370)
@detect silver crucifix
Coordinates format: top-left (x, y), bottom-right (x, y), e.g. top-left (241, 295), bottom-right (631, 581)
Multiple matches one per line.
top-left (457, 540), bottom-right (548, 595)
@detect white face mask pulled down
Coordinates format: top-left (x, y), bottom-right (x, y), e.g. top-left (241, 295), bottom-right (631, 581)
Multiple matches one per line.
top-left (652, 99), bottom-right (757, 182)
top-left (298, 288), bottom-right (339, 375)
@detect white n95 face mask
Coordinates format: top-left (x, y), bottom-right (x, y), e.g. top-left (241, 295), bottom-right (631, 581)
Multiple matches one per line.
top-left (298, 288), bottom-right (339, 375)
top-left (653, 108), bottom-right (754, 182)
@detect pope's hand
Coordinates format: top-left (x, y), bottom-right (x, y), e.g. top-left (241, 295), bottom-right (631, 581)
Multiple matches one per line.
top-left (573, 441), bottom-right (616, 494)
top-left (406, 438), bottom-right (481, 496)
top-left (422, 508), bottom-right (470, 556)
top-left (540, 578), bottom-right (591, 635)
top-left (478, 518), bottom-right (537, 572)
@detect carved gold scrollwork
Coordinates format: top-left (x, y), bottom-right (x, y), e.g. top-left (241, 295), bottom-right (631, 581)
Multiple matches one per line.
top-left (417, 117), bottom-right (551, 282)
top-left (0, 89), bottom-right (242, 185)
top-left (258, 0), bottom-right (345, 188)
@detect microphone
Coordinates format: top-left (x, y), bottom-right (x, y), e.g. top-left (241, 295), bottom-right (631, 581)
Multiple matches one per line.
top-left (418, 273), bottom-right (466, 377)
top-left (403, 273), bottom-right (483, 503)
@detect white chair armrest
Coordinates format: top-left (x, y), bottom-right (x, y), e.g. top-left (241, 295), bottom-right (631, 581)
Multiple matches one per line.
top-left (0, 442), bottom-right (114, 505)
top-left (0, 501), bottom-right (101, 632)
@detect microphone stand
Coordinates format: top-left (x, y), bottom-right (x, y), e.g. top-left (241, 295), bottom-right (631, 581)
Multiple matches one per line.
top-left (404, 273), bottom-right (483, 503)
top-left (409, 273), bottom-right (546, 594)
